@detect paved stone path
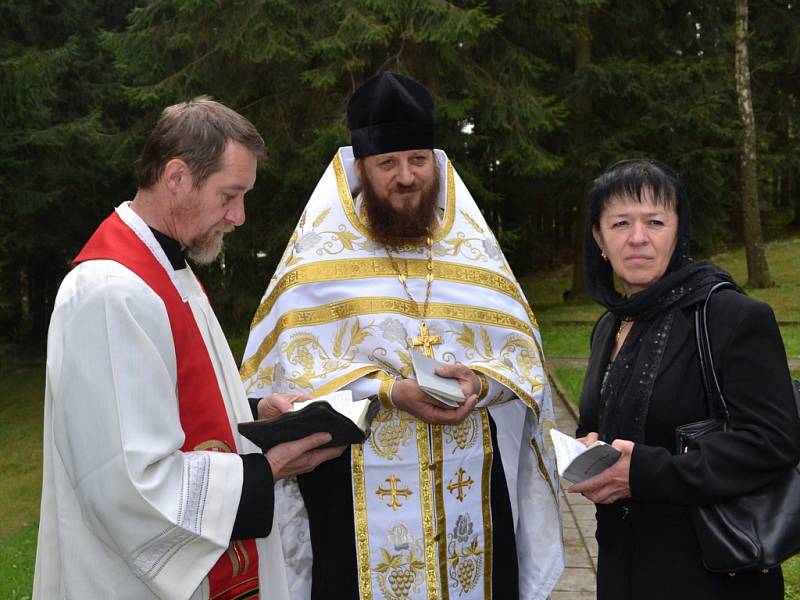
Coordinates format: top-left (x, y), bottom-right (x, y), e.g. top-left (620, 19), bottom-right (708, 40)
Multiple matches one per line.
top-left (548, 368), bottom-right (598, 600)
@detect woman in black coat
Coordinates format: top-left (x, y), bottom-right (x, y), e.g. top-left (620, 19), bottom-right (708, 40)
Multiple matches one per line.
top-left (572, 159), bottom-right (800, 599)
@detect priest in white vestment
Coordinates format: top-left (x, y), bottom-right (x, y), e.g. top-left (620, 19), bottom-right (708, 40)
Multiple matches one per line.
top-left (34, 98), bottom-right (344, 600)
top-left (241, 72), bottom-right (564, 600)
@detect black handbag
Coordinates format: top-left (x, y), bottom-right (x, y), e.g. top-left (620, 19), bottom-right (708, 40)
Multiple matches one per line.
top-left (674, 281), bottom-right (800, 573)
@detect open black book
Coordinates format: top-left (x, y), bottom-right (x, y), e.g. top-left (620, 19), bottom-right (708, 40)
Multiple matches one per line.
top-left (238, 390), bottom-right (379, 452)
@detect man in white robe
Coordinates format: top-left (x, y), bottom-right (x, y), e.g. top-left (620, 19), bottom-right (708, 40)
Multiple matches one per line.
top-left (241, 73), bottom-right (564, 599)
top-left (34, 98), bottom-right (344, 600)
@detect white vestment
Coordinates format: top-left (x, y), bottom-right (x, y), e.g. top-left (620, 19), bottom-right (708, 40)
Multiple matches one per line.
top-left (241, 148), bottom-right (564, 600)
top-left (33, 203), bottom-right (289, 600)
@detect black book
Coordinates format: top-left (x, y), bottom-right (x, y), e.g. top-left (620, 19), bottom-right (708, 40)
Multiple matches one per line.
top-left (238, 391), bottom-right (379, 452)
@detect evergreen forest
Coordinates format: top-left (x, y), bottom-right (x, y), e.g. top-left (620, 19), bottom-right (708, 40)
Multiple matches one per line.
top-left (2, 0), bottom-right (799, 345)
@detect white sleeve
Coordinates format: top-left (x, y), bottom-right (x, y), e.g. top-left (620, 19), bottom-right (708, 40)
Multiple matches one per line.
top-left (341, 375), bottom-right (382, 400)
top-left (49, 262), bottom-right (242, 599)
top-left (475, 371), bottom-right (515, 407)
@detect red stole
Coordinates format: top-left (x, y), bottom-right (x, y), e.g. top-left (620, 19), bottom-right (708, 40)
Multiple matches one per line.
top-left (74, 211), bottom-right (260, 600)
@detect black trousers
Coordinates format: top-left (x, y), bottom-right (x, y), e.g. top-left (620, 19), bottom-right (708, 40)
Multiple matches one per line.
top-left (297, 413), bottom-right (519, 599)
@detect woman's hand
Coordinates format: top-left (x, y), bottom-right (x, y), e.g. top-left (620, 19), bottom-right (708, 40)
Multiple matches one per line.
top-left (576, 432), bottom-right (600, 447)
top-left (568, 439), bottom-right (635, 504)
top-left (256, 392), bottom-right (312, 420)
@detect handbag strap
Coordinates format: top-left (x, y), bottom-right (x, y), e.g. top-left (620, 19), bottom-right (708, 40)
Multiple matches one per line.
top-left (694, 281), bottom-right (738, 424)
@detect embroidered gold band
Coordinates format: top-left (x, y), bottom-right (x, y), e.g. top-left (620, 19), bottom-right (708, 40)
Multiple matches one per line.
top-left (249, 258), bottom-right (538, 330)
top-left (379, 375), bottom-right (395, 410)
top-left (351, 443), bottom-right (373, 599)
top-left (241, 298), bottom-right (535, 381)
top-left (417, 421), bottom-right (440, 600)
top-left (474, 370), bottom-right (489, 401)
top-left (481, 413), bottom-right (494, 600)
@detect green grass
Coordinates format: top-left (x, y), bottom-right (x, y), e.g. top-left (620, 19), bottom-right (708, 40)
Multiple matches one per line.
top-left (712, 237), bottom-right (800, 321)
top-left (527, 237), bottom-right (800, 362)
top-left (0, 521), bottom-right (37, 600)
top-left (553, 366), bottom-right (586, 407)
top-left (783, 326), bottom-right (800, 361)
top-left (540, 324), bottom-right (593, 359)
top-left (786, 554), bottom-right (800, 600)
top-left (0, 365), bottom-right (44, 598)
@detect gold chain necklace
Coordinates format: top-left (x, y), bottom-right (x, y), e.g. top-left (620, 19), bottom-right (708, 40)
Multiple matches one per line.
top-left (384, 235), bottom-right (434, 319)
top-left (615, 319), bottom-right (633, 345)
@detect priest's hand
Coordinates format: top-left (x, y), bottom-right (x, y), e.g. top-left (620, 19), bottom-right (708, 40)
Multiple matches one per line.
top-left (265, 432), bottom-right (346, 481)
top-left (256, 392), bottom-right (312, 420)
top-left (568, 439), bottom-right (634, 504)
top-left (391, 378), bottom-right (478, 425)
top-left (434, 363), bottom-right (482, 399)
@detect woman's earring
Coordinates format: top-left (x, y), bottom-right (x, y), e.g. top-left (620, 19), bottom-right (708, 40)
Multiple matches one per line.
top-left (601, 251), bottom-right (608, 261)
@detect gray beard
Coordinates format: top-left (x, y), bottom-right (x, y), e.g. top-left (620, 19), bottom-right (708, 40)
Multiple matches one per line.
top-left (186, 230), bottom-right (224, 265)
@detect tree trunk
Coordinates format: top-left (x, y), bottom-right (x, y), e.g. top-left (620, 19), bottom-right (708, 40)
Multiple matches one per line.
top-left (735, 0), bottom-right (773, 287)
top-left (791, 167), bottom-right (799, 228)
top-left (568, 5), bottom-right (592, 301)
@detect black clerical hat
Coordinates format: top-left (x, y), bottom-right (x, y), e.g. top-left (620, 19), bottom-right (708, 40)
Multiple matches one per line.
top-left (347, 72), bottom-right (435, 158)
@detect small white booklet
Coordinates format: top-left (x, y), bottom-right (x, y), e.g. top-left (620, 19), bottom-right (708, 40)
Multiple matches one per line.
top-left (549, 429), bottom-right (621, 484)
top-left (409, 350), bottom-right (466, 408)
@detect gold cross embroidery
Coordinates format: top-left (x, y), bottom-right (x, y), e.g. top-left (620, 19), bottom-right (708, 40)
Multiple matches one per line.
top-left (447, 467), bottom-right (474, 502)
top-left (411, 322), bottom-right (442, 358)
top-left (375, 475), bottom-right (413, 511)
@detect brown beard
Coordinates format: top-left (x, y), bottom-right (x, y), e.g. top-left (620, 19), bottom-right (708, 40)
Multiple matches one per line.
top-left (361, 162), bottom-right (441, 242)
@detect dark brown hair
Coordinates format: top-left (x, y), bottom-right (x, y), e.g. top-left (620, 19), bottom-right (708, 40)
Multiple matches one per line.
top-left (136, 97), bottom-right (266, 189)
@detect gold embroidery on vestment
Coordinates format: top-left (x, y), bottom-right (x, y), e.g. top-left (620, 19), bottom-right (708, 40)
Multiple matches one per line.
top-left (432, 425), bottom-right (450, 600)
top-left (193, 440), bottom-right (233, 452)
top-left (416, 421), bottom-right (439, 600)
top-left (447, 514), bottom-right (484, 595)
top-left (375, 527), bottom-right (426, 600)
top-left (249, 258), bottom-right (538, 330)
top-left (225, 540), bottom-right (249, 578)
top-left (241, 299), bottom-right (535, 380)
top-left (447, 468), bottom-right (474, 502)
top-left (376, 475), bottom-right (414, 511)
top-left (352, 443), bottom-right (374, 599)
top-left (370, 407), bottom-right (416, 460)
top-left (444, 419), bottom-right (478, 453)
top-left (311, 366), bottom-right (381, 398)
top-left (531, 435), bottom-right (558, 502)
top-left (480, 412), bottom-right (493, 600)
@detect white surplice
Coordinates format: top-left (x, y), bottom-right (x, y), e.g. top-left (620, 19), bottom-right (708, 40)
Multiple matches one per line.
top-left (33, 203), bottom-right (289, 600)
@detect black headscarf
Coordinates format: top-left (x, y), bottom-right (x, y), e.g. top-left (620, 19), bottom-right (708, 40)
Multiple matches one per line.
top-left (583, 159), bottom-right (737, 442)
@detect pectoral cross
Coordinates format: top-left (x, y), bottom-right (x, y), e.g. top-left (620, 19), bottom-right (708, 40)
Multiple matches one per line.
top-left (447, 467), bottom-right (474, 502)
top-left (411, 322), bottom-right (442, 358)
top-left (376, 475), bottom-right (413, 511)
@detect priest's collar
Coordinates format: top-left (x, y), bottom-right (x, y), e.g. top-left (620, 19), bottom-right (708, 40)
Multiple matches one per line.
top-left (149, 227), bottom-right (186, 270)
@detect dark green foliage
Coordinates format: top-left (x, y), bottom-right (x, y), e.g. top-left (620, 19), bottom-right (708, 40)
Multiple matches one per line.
top-left (1, 0), bottom-right (798, 343)
top-left (0, 0), bottom-right (137, 342)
